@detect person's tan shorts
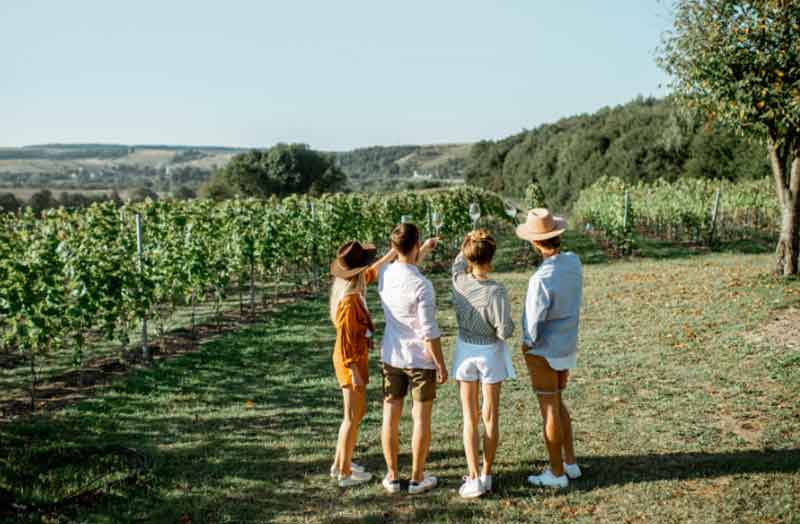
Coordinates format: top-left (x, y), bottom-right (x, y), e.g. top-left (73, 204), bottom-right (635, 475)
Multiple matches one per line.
top-left (382, 363), bottom-right (437, 402)
top-left (524, 352), bottom-right (569, 395)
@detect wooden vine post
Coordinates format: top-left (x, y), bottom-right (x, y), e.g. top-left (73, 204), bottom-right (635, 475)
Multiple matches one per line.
top-left (135, 214), bottom-right (150, 361)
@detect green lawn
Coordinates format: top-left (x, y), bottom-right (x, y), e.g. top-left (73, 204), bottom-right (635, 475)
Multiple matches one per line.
top-left (2, 241), bottom-right (799, 523)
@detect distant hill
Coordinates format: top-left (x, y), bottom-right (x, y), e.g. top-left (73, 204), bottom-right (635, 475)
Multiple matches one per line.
top-left (335, 143), bottom-right (469, 178)
top-left (0, 144), bottom-right (243, 173)
top-left (0, 142), bottom-right (471, 193)
top-left (0, 144), bottom-right (246, 194)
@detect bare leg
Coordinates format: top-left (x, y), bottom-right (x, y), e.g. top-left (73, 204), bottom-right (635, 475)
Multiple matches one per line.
top-left (560, 398), bottom-right (576, 465)
top-left (459, 381), bottom-right (480, 479)
top-left (535, 393), bottom-right (564, 477)
top-left (346, 386), bottom-right (367, 467)
top-left (382, 397), bottom-right (404, 481)
top-left (481, 381), bottom-right (502, 477)
top-left (411, 399), bottom-right (433, 482)
top-left (335, 386), bottom-right (365, 476)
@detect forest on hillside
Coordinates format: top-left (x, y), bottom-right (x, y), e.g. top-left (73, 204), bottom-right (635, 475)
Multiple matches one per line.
top-left (465, 97), bottom-right (771, 209)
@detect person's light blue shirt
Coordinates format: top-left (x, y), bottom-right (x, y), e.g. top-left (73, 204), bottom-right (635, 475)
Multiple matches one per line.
top-left (521, 252), bottom-right (583, 369)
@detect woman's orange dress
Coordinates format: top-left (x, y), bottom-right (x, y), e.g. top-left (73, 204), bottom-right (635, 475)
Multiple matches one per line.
top-left (333, 268), bottom-right (377, 388)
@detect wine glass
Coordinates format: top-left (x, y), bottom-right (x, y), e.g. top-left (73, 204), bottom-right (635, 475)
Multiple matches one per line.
top-left (432, 210), bottom-right (444, 236)
top-left (504, 201), bottom-right (518, 224)
top-left (401, 214), bottom-right (413, 224)
top-left (468, 203), bottom-right (481, 229)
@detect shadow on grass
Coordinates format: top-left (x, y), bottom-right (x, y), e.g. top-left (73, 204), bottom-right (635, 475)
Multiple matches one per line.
top-left (0, 295), bottom-right (348, 523)
top-left (500, 448), bottom-right (800, 495)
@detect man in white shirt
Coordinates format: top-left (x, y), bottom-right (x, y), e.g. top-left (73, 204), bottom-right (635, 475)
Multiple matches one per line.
top-left (378, 223), bottom-right (448, 495)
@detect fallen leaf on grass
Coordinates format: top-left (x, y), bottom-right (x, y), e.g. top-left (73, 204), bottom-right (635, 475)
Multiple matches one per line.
top-left (244, 400), bottom-right (256, 409)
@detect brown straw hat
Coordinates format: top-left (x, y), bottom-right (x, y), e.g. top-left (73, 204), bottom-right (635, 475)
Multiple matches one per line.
top-left (330, 240), bottom-right (377, 279)
top-left (515, 208), bottom-right (567, 241)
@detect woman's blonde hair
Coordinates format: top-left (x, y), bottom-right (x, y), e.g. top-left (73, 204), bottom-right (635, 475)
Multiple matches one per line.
top-left (461, 229), bottom-right (496, 273)
top-left (329, 272), bottom-right (366, 324)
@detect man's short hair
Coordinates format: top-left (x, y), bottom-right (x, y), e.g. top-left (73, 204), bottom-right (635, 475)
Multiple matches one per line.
top-left (391, 223), bottom-right (420, 256)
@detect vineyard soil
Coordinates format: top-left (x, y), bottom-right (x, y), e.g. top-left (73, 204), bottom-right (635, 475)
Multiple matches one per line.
top-left (1, 238), bottom-right (799, 524)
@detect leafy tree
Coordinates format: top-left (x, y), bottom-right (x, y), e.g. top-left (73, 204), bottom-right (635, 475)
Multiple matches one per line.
top-left (29, 190), bottom-right (56, 215)
top-left (129, 187), bottom-right (160, 202)
top-left (173, 185), bottom-right (197, 200)
top-left (659, 0), bottom-right (800, 275)
top-left (525, 182), bottom-right (546, 209)
top-left (0, 193), bottom-right (21, 214)
top-left (198, 176), bottom-right (235, 201)
top-left (211, 144), bottom-right (347, 198)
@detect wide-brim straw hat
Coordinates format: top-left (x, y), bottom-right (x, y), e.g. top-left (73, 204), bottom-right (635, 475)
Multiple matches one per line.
top-left (330, 240), bottom-right (377, 279)
top-left (515, 208), bottom-right (567, 241)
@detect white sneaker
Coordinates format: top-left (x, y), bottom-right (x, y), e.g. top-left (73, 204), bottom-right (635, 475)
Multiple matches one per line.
top-left (330, 462), bottom-right (365, 478)
top-left (480, 474), bottom-right (493, 492)
top-left (408, 474), bottom-right (438, 495)
top-left (382, 474), bottom-right (401, 494)
top-left (338, 469), bottom-right (372, 487)
top-left (527, 467), bottom-right (568, 489)
top-left (459, 476), bottom-right (485, 499)
top-left (563, 462), bottom-right (582, 480)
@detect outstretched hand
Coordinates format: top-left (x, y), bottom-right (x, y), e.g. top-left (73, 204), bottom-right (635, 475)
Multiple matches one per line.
top-left (421, 237), bottom-right (439, 252)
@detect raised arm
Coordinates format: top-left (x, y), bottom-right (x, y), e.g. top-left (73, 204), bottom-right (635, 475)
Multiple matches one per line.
top-left (369, 247), bottom-right (397, 272)
top-left (365, 248), bottom-right (397, 285)
top-left (417, 237), bottom-right (439, 265)
top-left (452, 251), bottom-right (468, 277)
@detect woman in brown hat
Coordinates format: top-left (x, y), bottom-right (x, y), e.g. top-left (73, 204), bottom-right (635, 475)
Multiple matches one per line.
top-left (515, 209), bottom-right (583, 489)
top-left (329, 240), bottom-right (397, 487)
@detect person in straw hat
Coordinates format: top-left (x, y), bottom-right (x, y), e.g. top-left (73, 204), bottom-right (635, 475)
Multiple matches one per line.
top-left (329, 240), bottom-right (397, 487)
top-left (515, 209), bottom-right (583, 489)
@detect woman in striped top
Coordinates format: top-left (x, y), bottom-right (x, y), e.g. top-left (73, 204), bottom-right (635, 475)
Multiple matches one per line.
top-left (450, 229), bottom-right (516, 498)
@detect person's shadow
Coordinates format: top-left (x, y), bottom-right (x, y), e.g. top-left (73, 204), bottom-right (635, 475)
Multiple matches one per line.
top-left (496, 448), bottom-right (800, 494)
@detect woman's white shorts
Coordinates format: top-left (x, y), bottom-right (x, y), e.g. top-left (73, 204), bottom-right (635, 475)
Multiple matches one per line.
top-left (452, 337), bottom-right (517, 384)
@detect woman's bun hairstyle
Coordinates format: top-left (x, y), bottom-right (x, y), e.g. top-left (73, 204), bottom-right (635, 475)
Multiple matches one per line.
top-left (462, 229), bottom-right (496, 272)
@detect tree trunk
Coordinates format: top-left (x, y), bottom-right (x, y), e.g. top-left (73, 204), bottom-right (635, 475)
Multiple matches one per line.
top-left (769, 142), bottom-right (800, 276)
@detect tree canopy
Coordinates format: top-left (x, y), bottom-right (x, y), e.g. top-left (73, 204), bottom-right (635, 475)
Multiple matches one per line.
top-left (204, 144), bottom-right (347, 199)
top-left (659, 0), bottom-right (800, 275)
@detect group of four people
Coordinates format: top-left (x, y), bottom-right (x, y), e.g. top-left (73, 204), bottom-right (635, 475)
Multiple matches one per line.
top-left (328, 208), bottom-right (583, 498)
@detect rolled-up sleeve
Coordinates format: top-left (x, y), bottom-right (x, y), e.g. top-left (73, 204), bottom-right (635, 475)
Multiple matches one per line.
top-left (522, 277), bottom-right (550, 348)
top-left (364, 267), bottom-right (378, 286)
top-left (416, 279), bottom-right (441, 341)
top-left (490, 287), bottom-right (515, 341)
top-left (336, 303), bottom-right (359, 367)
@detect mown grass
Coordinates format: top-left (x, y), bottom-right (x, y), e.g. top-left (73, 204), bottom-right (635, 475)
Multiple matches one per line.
top-left (2, 238), bottom-right (799, 523)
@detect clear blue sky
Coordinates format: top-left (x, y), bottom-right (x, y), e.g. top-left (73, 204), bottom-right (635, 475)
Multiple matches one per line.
top-left (1, 1), bottom-right (671, 150)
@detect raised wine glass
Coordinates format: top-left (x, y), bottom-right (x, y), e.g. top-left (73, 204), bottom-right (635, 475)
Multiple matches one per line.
top-left (468, 203), bottom-right (481, 229)
top-left (504, 201), bottom-right (518, 224)
top-left (432, 210), bottom-right (444, 236)
top-left (401, 214), bottom-right (413, 224)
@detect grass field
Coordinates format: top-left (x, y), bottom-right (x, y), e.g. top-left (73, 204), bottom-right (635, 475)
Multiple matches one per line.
top-left (1, 236), bottom-right (799, 523)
